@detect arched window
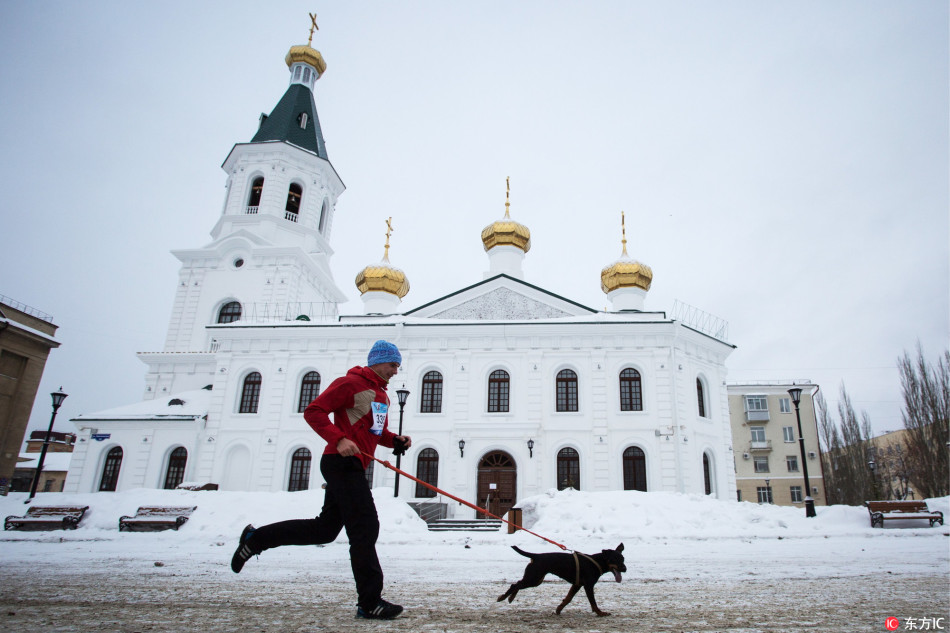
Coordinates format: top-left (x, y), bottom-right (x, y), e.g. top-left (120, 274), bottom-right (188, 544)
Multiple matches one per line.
top-left (318, 199), bottom-right (329, 233)
top-left (420, 371), bottom-right (443, 413)
top-left (285, 183), bottom-right (302, 221)
top-left (247, 177), bottom-right (264, 212)
top-left (556, 369), bottom-right (578, 412)
top-left (217, 301), bottom-right (242, 324)
top-left (619, 368), bottom-right (643, 411)
top-left (415, 448), bottom-right (439, 498)
top-left (488, 370), bottom-right (510, 413)
top-left (99, 447), bottom-right (123, 492)
top-left (298, 371), bottom-right (321, 413)
top-left (557, 447), bottom-right (580, 490)
top-left (288, 448), bottom-right (311, 492)
top-left (703, 453), bottom-right (713, 495)
top-left (163, 447), bottom-right (187, 490)
top-left (239, 372), bottom-right (262, 413)
top-left (622, 446), bottom-right (647, 491)
top-left (697, 378), bottom-right (707, 418)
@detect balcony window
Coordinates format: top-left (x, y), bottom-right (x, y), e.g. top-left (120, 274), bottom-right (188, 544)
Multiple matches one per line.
top-left (745, 395), bottom-right (769, 421)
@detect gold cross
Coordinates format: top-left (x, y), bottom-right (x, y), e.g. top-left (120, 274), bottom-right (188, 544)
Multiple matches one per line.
top-left (308, 13), bottom-right (319, 46)
top-left (384, 217), bottom-right (393, 260)
top-left (504, 176), bottom-right (511, 218)
top-left (621, 211), bottom-right (628, 256)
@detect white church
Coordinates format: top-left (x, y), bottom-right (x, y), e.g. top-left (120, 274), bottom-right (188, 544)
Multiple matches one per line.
top-left (66, 32), bottom-right (737, 519)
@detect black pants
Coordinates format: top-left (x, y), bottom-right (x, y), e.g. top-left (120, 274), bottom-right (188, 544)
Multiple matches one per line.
top-left (250, 453), bottom-right (383, 609)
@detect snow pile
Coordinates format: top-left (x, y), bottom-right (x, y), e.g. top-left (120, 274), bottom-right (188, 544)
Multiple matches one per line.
top-left (0, 488), bottom-right (946, 548)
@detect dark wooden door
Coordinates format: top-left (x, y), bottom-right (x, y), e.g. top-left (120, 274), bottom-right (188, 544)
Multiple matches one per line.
top-left (477, 451), bottom-right (516, 519)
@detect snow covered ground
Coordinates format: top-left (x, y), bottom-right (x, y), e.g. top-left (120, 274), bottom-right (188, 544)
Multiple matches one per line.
top-left (1, 488), bottom-right (947, 632)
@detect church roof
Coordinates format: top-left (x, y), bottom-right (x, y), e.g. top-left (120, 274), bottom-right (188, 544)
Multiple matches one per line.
top-left (404, 274), bottom-right (597, 320)
top-left (251, 84), bottom-right (328, 159)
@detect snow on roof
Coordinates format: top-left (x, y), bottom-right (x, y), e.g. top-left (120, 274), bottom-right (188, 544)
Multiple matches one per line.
top-left (17, 451), bottom-right (71, 472)
top-left (73, 388), bottom-right (211, 421)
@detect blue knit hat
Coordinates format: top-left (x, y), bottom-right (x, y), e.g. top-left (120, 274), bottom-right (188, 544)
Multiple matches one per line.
top-left (367, 340), bottom-right (402, 366)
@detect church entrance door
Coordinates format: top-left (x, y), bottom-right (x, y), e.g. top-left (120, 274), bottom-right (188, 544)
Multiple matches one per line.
top-left (476, 451), bottom-right (516, 520)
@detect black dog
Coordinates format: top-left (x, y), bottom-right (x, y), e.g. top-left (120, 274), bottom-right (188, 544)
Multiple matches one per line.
top-left (497, 543), bottom-right (625, 616)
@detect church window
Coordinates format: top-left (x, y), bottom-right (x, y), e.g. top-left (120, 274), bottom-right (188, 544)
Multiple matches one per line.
top-left (298, 371), bottom-right (321, 413)
top-left (703, 453), bottom-right (712, 495)
top-left (217, 301), bottom-right (242, 324)
top-left (619, 368), bottom-right (643, 411)
top-left (247, 177), bottom-right (264, 212)
top-left (302, 67), bottom-right (312, 85)
top-left (318, 199), bottom-right (329, 233)
top-left (163, 447), bottom-right (187, 490)
top-left (487, 370), bottom-right (510, 413)
top-left (285, 183), bottom-right (302, 222)
top-left (696, 378), bottom-right (707, 418)
top-left (293, 66), bottom-right (302, 82)
top-left (557, 448), bottom-right (580, 490)
top-left (556, 369), bottom-right (578, 412)
top-left (622, 446), bottom-right (647, 491)
top-left (415, 448), bottom-right (439, 498)
top-left (288, 448), bottom-right (311, 492)
top-left (99, 447), bottom-right (123, 492)
top-left (298, 112), bottom-right (308, 129)
top-left (420, 371), bottom-right (443, 413)
top-left (239, 372), bottom-right (262, 414)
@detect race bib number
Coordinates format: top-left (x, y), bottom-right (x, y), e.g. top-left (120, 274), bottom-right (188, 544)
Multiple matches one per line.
top-left (370, 402), bottom-right (388, 436)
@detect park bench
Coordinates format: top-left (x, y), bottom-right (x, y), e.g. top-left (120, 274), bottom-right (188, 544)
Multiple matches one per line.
top-left (4, 505), bottom-right (89, 531)
top-left (865, 500), bottom-right (944, 528)
top-left (118, 506), bottom-right (197, 532)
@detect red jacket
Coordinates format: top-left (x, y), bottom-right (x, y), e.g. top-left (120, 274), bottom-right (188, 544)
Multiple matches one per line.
top-left (304, 366), bottom-right (396, 469)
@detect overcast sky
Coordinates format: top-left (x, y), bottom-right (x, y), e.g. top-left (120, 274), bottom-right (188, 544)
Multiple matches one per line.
top-left (1, 1), bottom-right (946, 440)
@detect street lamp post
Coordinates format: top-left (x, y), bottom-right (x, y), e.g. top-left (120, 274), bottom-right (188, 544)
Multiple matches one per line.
top-left (788, 387), bottom-right (816, 517)
top-left (765, 478), bottom-right (772, 504)
top-left (26, 388), bottom-right (68, 504)
top-left (868, 458), bottom-right (879, 500)
top-left (393, 387), bottom-right (409, 498)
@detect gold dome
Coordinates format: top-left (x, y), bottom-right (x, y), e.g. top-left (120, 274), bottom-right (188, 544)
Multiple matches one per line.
top-left (285, 45), bottom-right (327, 76)
top-left (481, 177), bottom-right (531, 253)
top-left (355, 263), bottom-right (410, 298)
top-left (355, 218), bottom-right (410, 298)
top-left (600, 212), bottom-right (653, 293)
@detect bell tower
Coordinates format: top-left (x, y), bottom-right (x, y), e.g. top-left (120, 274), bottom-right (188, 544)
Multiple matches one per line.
top-left (162, 17), bottom-right (347, 354)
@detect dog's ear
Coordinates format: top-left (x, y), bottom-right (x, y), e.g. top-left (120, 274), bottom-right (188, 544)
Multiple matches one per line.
top-left (616, 543), bottom-right (624, 552)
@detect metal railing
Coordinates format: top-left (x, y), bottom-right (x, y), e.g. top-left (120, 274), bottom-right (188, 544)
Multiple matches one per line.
top-left (0, 294), bottom-right (54, 323)
top-left (671, 299), bottom-right (729, 341)
top-left (217, 302), bottom-right (339, 324)
top-left (409, 500), bottom-right (447, 523)
top-left (245, 206), bottom-right (259, 214)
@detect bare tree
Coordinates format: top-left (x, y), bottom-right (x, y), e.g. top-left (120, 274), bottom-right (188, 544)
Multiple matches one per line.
top-left (899, 345), bottom-right (950, 498)
top-left (817, 386), bottom-right (875, 505)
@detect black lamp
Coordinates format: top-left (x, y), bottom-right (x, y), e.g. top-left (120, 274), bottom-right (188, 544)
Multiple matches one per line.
top-left (26, 388), bottom-right (68, 504)
top-left (393, 387), bottom-right (409, 498)
top-left (788, 387), bottom-right (816, 517)
top-left (527, 439), bottom-right (534, 458)
top-left (458, 439), bottom-right (465, 458)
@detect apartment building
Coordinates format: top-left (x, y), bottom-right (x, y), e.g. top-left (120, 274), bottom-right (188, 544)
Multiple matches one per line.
top-left (728, 382), bottom-right (826, 507)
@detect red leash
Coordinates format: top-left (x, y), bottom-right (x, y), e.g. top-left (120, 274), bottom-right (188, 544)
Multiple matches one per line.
top-left (362, 451), bottom-right (568, 551)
